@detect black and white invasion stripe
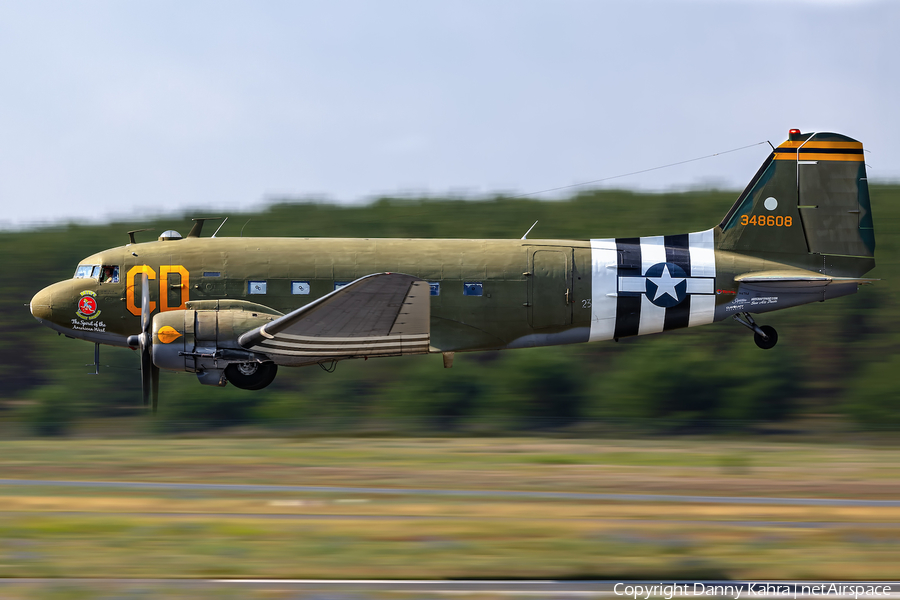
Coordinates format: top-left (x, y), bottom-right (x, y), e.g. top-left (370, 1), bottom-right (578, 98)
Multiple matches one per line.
top-left (589, 229), bottom-right (716, 341)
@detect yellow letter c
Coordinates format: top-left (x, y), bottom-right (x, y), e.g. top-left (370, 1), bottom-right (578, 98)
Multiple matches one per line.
top-left (126, 265), bottom-right (157, 317)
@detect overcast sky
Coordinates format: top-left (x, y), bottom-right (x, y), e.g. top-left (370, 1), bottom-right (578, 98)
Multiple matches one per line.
top-left (0, 0), bottom-right (896, 229)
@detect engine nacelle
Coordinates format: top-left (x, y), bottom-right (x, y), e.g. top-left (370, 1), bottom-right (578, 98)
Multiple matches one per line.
top-left (151, 302), bottom-right (278, 386)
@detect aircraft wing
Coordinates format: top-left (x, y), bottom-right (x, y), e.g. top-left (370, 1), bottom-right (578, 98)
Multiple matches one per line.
top-left (238, 272), bottom-right (431, 362)
top-left (735, 270), bottom-right (879, 285)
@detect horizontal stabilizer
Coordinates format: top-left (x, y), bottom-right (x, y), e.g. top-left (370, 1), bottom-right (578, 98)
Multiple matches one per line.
top-left (735, 270), bottom-right (879, 285)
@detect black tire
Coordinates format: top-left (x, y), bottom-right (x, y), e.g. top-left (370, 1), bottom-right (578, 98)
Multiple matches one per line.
top-left (753, 325), bottom-right (778, 350)
top-left (225, 361), bottom-right (278, 390)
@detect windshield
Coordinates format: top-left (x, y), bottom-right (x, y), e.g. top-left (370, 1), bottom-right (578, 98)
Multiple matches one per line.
top-left (74, 264), bottom-right (118, 282)
top-left (74, 265), bottom-right (99, 279)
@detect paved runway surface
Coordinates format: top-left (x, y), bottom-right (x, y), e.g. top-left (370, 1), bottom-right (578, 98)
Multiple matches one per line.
top-left (1, 478), bottom-right (899, 507)
top-left (0, 479), bottom-right (900, 507)
top-left (0, 578), bottom-right (616, 594)
top-left (0, 510), bottom-right (897, 530)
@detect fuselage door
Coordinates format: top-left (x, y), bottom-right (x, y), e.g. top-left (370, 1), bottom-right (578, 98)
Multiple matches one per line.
top-left (529, 249), bottom-right (572, 329)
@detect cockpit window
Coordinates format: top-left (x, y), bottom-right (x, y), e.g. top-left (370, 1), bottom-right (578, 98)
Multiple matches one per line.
top-left (99, 265), bottom-right (119, 283)
top-left (74, 265), bottom-right (118, 281)
top-left (74, 265), bottom-right (98, 279)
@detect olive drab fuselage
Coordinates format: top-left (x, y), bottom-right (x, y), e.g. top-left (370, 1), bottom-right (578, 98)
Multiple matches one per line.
top-left (31, 236), bottom-right (606, 351)
top-left (28, 230), bottom-right (868, 353)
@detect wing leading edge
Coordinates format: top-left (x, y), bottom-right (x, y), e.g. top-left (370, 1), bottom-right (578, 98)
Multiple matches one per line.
top-left (238, 272), bottom-right (430, 366)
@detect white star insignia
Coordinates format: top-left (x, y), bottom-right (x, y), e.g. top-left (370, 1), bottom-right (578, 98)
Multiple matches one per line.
top-left (648, 264), bottom-right (685, 302)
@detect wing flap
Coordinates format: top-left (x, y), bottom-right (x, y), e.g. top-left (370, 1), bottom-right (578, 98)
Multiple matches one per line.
top-left (238, 272), bottom-right (430, 361)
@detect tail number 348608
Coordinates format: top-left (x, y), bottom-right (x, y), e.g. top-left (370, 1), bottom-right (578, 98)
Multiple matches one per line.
top-left (741, 215), bottom-right (792, 227)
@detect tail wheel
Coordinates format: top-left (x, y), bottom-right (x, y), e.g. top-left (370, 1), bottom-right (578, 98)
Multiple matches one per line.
top-left (225, 361), bottom-right (278, 390)
top-left (754, 325), bottom-right (778, 350)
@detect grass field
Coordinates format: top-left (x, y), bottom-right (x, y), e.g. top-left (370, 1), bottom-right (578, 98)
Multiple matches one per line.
top-left (4, 435), bottom-right (900, 497)
top-left (1, 436), bottom-right (899, 587)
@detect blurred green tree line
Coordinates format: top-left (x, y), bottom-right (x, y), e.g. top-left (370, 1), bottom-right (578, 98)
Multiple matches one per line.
top-left (1, 186), bottom-right (897, 435)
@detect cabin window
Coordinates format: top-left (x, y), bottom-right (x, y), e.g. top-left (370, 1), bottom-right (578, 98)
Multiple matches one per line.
top-left (292, 281), bottom-right (311, 295)
top-left (463, 282), bottom-right (483, 296)
top-left (429, 282), bottom-right (440, 296)
top-left (248, 281), bottom-right (267, 294)
top-left (203, 271), bottom-right (221, 277)
top-left (99, 265), bottom-right (119, 283)
top-left (74, 265), bottom-right (99, 279)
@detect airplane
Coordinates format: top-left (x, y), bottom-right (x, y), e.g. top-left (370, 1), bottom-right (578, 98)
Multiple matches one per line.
top-left (29, 130), bottom-right (876, 411)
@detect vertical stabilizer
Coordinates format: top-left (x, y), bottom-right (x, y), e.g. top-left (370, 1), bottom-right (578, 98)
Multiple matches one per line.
top-left (717, 131), bottom-right (874, 276)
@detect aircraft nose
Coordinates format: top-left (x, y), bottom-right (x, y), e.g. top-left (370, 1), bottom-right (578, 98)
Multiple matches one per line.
top-left (30, 286), bottom-right (53, 321)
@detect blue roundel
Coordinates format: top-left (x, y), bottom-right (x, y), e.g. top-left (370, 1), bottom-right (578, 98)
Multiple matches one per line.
top-left (644, 262), bottom-right (688, 308)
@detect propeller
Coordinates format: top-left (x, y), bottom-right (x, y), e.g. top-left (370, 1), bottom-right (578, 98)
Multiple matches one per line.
top-left (127, 272), bottom-right (160, 412)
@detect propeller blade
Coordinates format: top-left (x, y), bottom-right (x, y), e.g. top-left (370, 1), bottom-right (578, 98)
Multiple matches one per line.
top-left (151, 364), bottom-right (160, 413)
top-left (138, 271), bottom-right (155, 409)
top-left (140, 272), bottom-right (151, 334)
top-left (140, 344), bottom-right (152, 407)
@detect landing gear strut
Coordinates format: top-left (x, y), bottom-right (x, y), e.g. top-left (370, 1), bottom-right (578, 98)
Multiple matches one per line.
top-left (733, 313), bottom-right (778, 349)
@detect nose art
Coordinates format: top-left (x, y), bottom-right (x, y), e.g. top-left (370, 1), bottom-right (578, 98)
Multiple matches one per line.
top-left (30, 287), bottom-right (53, 321)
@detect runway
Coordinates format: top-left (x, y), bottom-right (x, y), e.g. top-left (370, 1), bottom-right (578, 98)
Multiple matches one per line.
top-left (1, 477), bottom-right (898, 507)
top-left (0, 510), bottom-right (897, 530)
top-left (0, 578), bottom-right (613, 595)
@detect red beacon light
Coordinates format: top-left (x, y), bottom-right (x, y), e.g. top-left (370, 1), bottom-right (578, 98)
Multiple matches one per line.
top-left (789, 128), bottom-right (802, 141)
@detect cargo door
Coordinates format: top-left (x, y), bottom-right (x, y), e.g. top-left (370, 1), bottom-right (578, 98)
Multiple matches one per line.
top-left (530, 249), bottom-right (572, 329)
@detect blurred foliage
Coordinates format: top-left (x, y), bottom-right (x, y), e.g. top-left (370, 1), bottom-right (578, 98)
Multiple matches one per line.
top-left (21, 384), bottom-right (79, 436)
top-left (842, 353), bottom-right (900, 429)
top-left (1, 185), bottom-right (898, 434)
top-left (588, 334), bottom-right (800, 429)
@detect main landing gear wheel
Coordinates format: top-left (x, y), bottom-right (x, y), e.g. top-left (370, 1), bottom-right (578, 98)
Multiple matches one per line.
top-left (225, 361), bottom-right (278, 390)
top-left (733, 312), bottom-right (778, 350)
top-left (753, 325), bottom-right (778, 350)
